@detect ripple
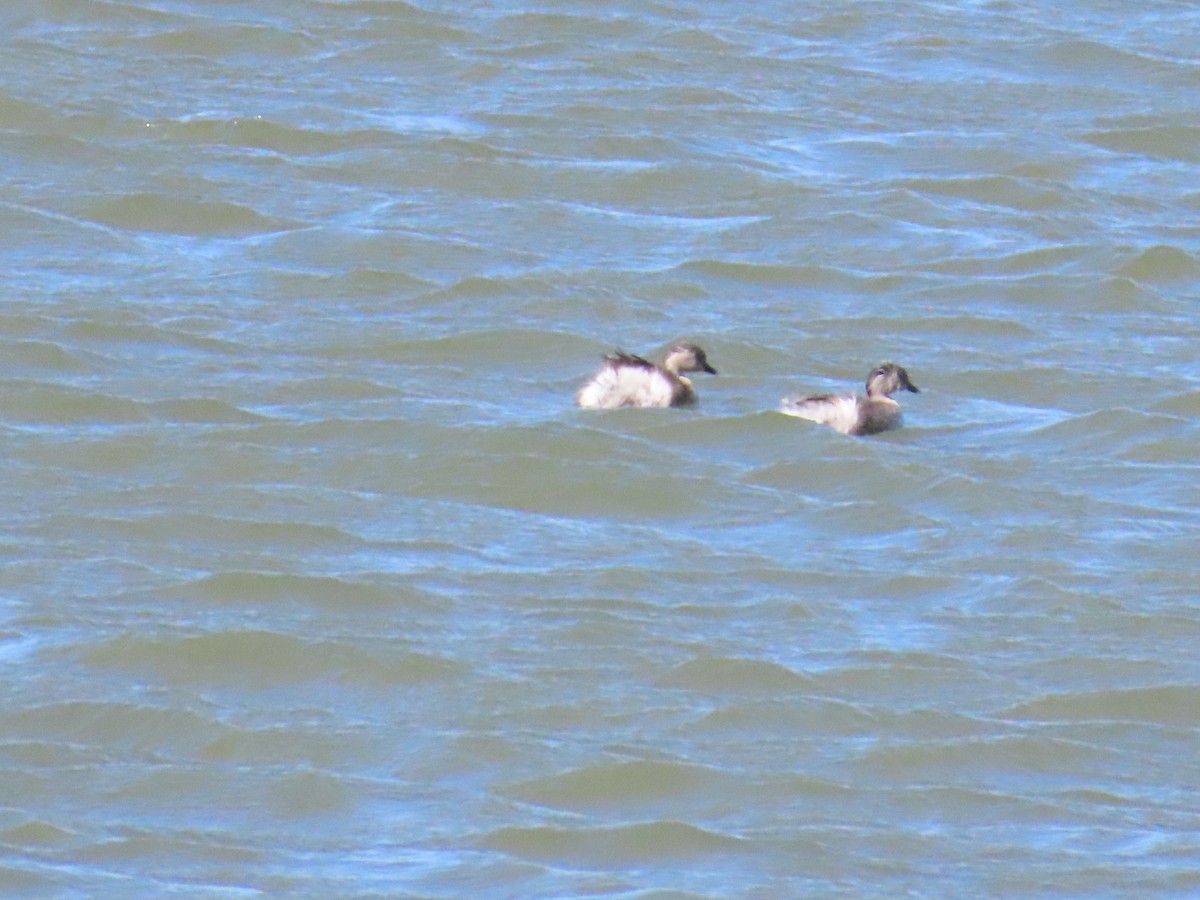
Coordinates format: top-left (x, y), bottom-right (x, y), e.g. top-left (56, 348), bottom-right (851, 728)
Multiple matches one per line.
top-left (137, 23), bottom-right (319, 58)
top-left (3, 701), bottom-right (226, 755)
top-left (266, 769), bottom-right (356, 818)
top-left (0, 819), bottom-right (76, 847)
top-left (676, 260), bottom-right (863, 288)
top-left (176, 571), bottom-right (441, 610)
top-left (494, 11), bottom-right (645, 42)
top-left (914, 244), bottom-right (1093, 277)
top-left (147, 398), bottom-right (270, 424)
top-left (0, 381), bottom-right (146, 426)
top-left (1115, 245), bottom-right (1200, 282)
top-left (61, 319), bottom-right (244, 355)
top-left (504, 760), bottom-right (735, 812)
top-left (70, 829), bottom-right (263, 869)
top-left (361, 112), bottom-right (484, 136)
top-left (155, 114), bottom-right (375, 156)
top-left (197, 725), bottom-right (367, 766)
top-left (80, 193), bottom-right (297, 237)
top-left (1003, 685), bottom-right (1200, 726)
top-left (345, 326), bottom-right (592, 367)
top-left (1152, 389), bottom-right (1200, 417)
top-left (690, 698), bottom-right (877, 739)
top-left (399, 442), bottom-right (712, 519)
top-left (561, 202), bottom-right (767, 232)
top-left (6, 340), bottom-right (93, 374)
top-left (1042, 39), bottom-right (1166, 76)
top-left (1084, 125), bottom-right (1200, 162)
top-left (1023, 408), bottom-right (1187, 456)
top-left (659, 657), bottom-right (812, 694)
top-left (0, 384), bottom-right (269, 430)
top-left (264, 374), bottom-right (401, 404)
top-left (853, 734), bottom-right (1112, 780)
top-left (83, 630), bottom-right (463, 687)
top-left (481, 821), bottom-right (747, 868)
top-left (0, 90), bottom-right (61, 132)
top-left (896, 175), bottom-right (1070, 212)
top-left (0, 866), bottom-right (52, 893)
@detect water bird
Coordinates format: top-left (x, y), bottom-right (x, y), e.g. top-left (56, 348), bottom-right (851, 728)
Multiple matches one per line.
top-left (576, 342), bottom-right (718, 409)
top-left (779, 362), bottom-right (920, 435)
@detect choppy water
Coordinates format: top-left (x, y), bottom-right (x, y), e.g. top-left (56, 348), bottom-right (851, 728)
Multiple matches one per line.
top-left (3, 0), bottom-right (1200, 895)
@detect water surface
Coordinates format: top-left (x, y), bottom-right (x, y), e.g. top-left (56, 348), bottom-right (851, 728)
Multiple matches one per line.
top-left (3, 0), bottom-right (1200, 896)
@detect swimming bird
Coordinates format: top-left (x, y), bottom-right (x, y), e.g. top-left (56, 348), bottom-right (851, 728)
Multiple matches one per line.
top-left (779, 362), bottom-right (919, 435)
top-left (576, 342), bottom-right (717, 409)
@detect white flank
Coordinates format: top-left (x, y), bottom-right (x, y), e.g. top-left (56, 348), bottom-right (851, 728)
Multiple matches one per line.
top-left (779, 395), bottom-right (864, 435)
top-left (577, 364), bottom-right (683, 409)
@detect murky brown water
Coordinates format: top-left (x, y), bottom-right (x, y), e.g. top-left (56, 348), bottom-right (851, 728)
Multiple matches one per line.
top-left (3, 0), bottom-right (1200, 895)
